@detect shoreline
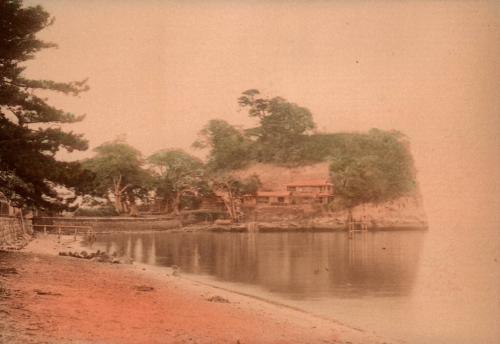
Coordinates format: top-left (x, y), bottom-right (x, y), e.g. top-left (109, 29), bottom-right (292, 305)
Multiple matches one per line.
top-left (0, 235), bottom-right (397, 344)
top-left (173, 220), bottom-right (428, 233)
top-left (32, 215), bottom-right (428, 234)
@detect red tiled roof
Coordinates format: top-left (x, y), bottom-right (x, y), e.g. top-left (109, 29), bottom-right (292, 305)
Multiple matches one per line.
top-left (286, 179), bottom-right (332, 187)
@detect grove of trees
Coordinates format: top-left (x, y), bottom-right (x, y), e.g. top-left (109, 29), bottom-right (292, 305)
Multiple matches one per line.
top-left (78, 90), bottom-right (417, 220)
top-left (147, 149), bottom-right (205, 215)
top-left (1, 1), bottom-right (418, 219)
top-left (194, 89), bottom-right (418, 215)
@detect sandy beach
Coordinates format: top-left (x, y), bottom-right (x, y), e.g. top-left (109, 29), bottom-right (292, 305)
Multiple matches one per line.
top-left (0, 235), bottom-right (394, 344)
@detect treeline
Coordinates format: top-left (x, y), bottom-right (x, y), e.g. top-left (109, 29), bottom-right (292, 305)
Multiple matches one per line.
top-left (0, 1), bottom-right (417, 219)
top-left (195, 90), bottom-right (416, 171)
top-left (192, 90), bottom-right (417, 211)
top-left (79, 139), bottom-right (261, 219)
top-left (78, 89), bottom-right (417, 217)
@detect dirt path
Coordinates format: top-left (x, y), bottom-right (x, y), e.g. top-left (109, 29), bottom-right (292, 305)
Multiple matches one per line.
top-left (0, 237), bottom-right (392, 344)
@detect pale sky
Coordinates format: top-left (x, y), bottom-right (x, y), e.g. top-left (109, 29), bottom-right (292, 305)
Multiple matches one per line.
top-left (24, 0), bottom-right (500, 222)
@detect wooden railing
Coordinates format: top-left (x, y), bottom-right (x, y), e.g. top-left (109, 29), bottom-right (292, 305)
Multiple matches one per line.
top-left (29, 224), bottom-right (95, 242)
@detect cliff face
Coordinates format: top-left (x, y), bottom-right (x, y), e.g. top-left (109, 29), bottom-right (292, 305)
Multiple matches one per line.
top-left (327, 196), bottom-right (427, 228)
top-left (244, 197), bottom-right (427, 227)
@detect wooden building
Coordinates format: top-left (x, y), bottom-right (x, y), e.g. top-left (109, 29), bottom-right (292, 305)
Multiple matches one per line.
top-left (243, 179), bottom-right (334, 207)
top-left (258, 191), bottom-right (292, 205)
top-left (286, 179), bottom-right (334, 204)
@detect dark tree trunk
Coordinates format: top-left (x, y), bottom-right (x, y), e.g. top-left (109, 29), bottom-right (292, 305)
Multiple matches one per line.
top-left (172, 192), bottom-right (181, 216)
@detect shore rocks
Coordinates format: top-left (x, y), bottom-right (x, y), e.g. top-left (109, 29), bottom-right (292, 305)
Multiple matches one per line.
top-left (58, 250), bottom-right (122, 264)
top-left (134, 285), bottom-right (154, 292)
top-left (0, 267), bottom-right (18, 277)
top-left (181, 219), bottom-right (427, 233)
top-left (34, 289), bottom-right (62, 296)
top-left (206, 295), bottom-right (230, 303)
top-left (0, 235), bottom-right (32, 251)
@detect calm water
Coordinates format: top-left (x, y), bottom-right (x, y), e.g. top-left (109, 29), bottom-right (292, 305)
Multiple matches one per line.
top-left (87, 227), bottom-right (499, 343)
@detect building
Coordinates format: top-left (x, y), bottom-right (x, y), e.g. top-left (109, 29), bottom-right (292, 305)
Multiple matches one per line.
top-left (286, 179), bottom-right (334, 205)
top-left (257, 191), bottom-right (292, 205)
top-left (243, 179), bottom-right (334, 207)
top-left (199, 194), bottom-right (227, 212)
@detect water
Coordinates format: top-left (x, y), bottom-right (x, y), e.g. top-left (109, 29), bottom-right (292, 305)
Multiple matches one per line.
top-left (87, 228), bottom-right (499, 343)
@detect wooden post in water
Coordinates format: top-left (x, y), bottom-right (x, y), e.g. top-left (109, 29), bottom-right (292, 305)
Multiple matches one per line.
top-left (247, 222), bottom-right (259, 232)
top-left (43, 225), bottom-right (47, 235)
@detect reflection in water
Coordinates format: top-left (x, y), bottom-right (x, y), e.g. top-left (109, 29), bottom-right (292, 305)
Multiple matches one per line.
top-left (84, 227), bottom-right (500, 344)
top-left (91, 231), bottom-right (425, 299)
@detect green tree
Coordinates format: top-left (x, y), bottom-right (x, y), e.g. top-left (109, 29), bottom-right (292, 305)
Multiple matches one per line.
top-left (329, 129), bottom-right (416, 223)
top-left (0, 0), bottom-right (91, 210)
top-left (192, 119), bottom-right (251, 171)
top-left (83, 139), bottom-right (150, 215)
top-left (238, 89), bottom-right (315, 162)
top-left (148, 149), bottom-right (205, 215)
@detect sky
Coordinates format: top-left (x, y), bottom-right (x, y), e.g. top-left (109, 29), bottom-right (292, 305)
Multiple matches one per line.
top-left (23, 0), bottom-right (500, 222)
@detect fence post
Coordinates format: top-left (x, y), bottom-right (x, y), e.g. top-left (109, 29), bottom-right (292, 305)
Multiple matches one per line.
top-left (57, 226), bottom-right (61, 242)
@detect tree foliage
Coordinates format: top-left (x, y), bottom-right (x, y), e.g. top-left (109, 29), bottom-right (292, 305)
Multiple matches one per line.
top-left (195, 90), bottom-right (318, 168)
top-left (192, 119), bottom-right (251, 171)
top-left (329, 129), bottom-right (416, 209)
top-left (82, 139), bottom-right (151, 215)
top-left (148, 149), bottom-right (205, 215)
top-left (238, 89), bottom-right (315, 162)
top-left (0, 0), bottom-right (91, 210)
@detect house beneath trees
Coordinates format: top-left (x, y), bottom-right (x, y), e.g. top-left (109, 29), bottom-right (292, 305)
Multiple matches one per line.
top-left (286, 179), bottom-right (334, 205)
top-left (248, 191), bottom-right (292, 206)
top-left (242, 179), bottom-right (334, 207)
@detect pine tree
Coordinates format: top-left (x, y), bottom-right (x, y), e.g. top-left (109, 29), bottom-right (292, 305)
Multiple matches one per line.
top-left (0, 0), bottom-right (92, 211)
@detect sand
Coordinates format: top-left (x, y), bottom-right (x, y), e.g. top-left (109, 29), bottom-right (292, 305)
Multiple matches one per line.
top-left (0, 235), bottom-right (395, 344)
